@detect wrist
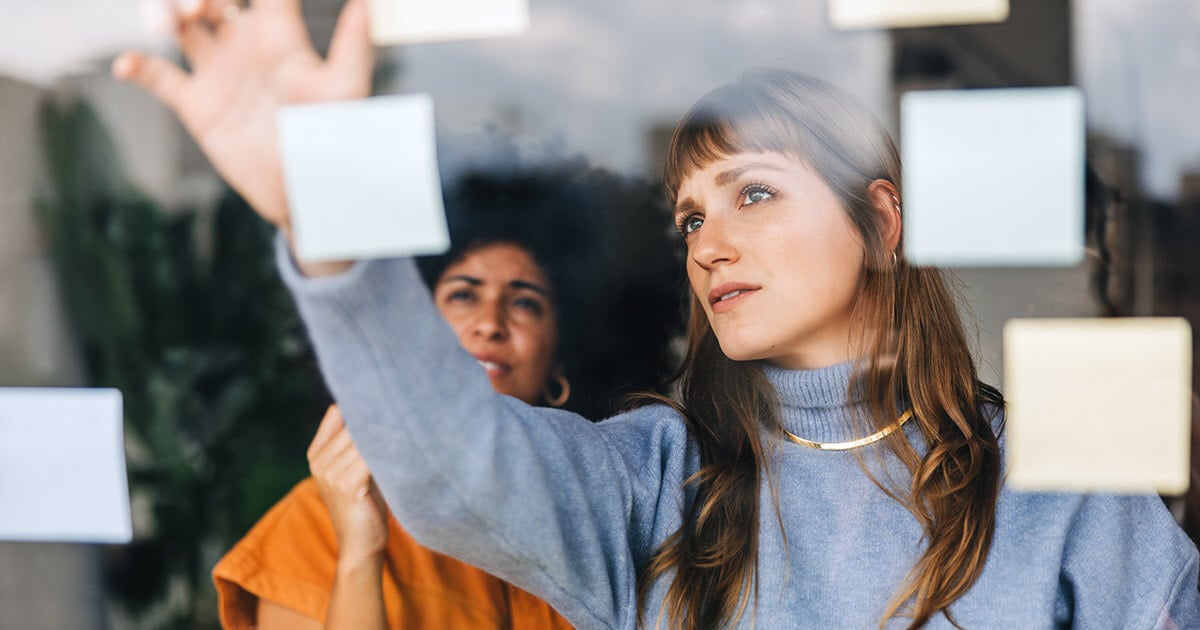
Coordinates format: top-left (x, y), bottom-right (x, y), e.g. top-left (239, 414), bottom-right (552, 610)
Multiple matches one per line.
top-left (336, 548), bottom-right (386, 575)
top-left (280, 224), bottom-right (355, 277)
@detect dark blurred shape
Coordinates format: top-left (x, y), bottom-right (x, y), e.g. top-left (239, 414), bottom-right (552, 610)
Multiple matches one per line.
top-left (1085, 162), bottom-right (1200, 546)
top-left (1152, 182), bottom-right (1200, 544)
top-left (100, 539), bottom-right (168, 612)
top-left (1084, 164), bottom-right (1127, 317)
top-left (894, 42), bottom-right (958, 82)
top-left (890, 0), bottom-right (1071, 125)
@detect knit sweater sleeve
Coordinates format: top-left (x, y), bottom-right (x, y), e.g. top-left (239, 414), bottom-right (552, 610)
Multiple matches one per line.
top-left (1059, 492), bottom-right (1200, 628)
top-left (275, 240), bottom-right (689, 630)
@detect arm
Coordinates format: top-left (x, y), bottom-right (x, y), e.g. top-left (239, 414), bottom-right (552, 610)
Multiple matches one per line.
top-left (277, 247), bottom-right (689, 629)
top-left (307, 406), bottom-right (388, 630)
top-left (1061, 493), bottom-right (1200, 628)
top-left (257, 600), bottom-right (322, 630)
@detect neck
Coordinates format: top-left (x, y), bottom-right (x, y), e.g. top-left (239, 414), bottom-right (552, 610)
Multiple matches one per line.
top-left (760, 360), bottom-right (894, 444)
top-left (764, 318), bottom-right (878, 370)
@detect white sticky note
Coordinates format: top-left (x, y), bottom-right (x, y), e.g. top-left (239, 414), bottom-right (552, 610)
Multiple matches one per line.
top-left (0, 388), bottom-right (131, 543)
top-left (902, 87), bottom-right (1085, 267)
top-left (278, 95), bottom-right (450, 263)
top-left (829, 0), bottom-right (1009, 29)
top-left (1004, 318), bottom-right (1192, 495)
top-left (367, 0), bottom-right (529, 46)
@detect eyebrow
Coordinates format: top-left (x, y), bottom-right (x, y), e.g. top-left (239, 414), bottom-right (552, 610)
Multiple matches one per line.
top-left (439, 274), bottom-right (552, 298)
top-left (675, 162), bottom-right (787, 214)
top-left (714, 162), bottom-right (785, 187)
top-left (674, 197), bottom-right (702, 217)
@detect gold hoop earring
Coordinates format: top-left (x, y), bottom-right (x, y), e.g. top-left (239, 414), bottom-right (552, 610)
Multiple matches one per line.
top-left (543, 371), bottom-right (571, 408)
top-left (891, 251), bottom-right (899, 267)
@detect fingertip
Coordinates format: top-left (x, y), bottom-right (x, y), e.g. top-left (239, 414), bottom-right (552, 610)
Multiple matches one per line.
top-left (354, 0), bottom-right (374, 33)
top-left (312, 404), bottom-right (346, 443)
top-left (175, 0), bottom-right (204, 20)
top-left (111, 53), bottom-right (139, 80)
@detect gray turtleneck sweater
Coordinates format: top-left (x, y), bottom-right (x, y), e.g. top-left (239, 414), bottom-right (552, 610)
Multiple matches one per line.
top-left (278, 246), bottom-right (1199, 629)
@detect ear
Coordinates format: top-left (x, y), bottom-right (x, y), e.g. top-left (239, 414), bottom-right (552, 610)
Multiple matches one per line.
top-left (866, 179), bottom-right (902, 253)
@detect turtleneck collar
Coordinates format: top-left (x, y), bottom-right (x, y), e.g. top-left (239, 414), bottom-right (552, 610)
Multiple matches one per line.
top-left (759, 360), bottom-right (878, 445)
top-left (760, 360), bottom-right (862, 409)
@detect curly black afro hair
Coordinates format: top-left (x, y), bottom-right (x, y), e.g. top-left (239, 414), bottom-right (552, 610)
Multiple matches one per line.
top-left (416, 159), bottom-right (686, 420)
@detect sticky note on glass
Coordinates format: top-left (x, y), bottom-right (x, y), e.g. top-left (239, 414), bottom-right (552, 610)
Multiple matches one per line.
top-left (278, 95), bottom-right (450, 262)
top-left (901, 87), bottom-right (1084, 267)
top-left (829, 0), bottom-right (1009, 29)
top-left (1004, 318), bottom-right (1192, 494)
top-left (367, 0), bottom-right (529, 45)
top-left (0, 388), bottom-right (131, 543)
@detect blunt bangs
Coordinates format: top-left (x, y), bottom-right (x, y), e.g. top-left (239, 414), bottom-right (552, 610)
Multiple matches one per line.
top-left (664, 87), bottom-right (814, 207)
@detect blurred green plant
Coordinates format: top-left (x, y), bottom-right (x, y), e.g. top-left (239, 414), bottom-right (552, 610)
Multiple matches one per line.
top-left (36, 98), bottom-right (330, 628)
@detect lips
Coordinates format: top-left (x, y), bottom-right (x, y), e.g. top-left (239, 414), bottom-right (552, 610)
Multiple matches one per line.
top-left (708, 282), bottom-right (760, 314)
top-left (472, 353), bottom-right (512, 377)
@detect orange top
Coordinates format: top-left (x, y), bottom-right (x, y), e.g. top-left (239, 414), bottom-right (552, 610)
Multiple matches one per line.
top-left (212, 478), bottom-right (572, 629)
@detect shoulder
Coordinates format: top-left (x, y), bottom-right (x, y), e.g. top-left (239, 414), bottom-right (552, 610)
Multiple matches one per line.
top-left (593, 403), bottom-right (698, 500)
top-left (213, 477), bottom-right (339, 627)
top-left (998, 489), bottom-right (1197, 580)
top-left (215, 478), bottom-right (339, 572)
top-left (217, 478), bottom-right (337, 568)
top-left (1043, 491), bottom-right (1198, 625)
top-left (598, 402), bottom-right (694, 457)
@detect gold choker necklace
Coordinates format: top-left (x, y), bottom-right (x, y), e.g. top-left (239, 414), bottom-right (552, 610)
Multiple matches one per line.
top-left (782, 410), bottom-right (913, 451)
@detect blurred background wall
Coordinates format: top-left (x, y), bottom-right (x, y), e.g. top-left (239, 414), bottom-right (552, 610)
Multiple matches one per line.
top-left (0, 73), bottom-right (103, 630)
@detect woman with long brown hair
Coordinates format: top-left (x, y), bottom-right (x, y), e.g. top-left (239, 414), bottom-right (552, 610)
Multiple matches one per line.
top-left (114, 1), bottom-right (1198, 626)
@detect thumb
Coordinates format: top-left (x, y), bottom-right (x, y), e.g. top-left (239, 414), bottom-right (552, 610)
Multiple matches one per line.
top-left (326, 0), bottom-right (374, 97)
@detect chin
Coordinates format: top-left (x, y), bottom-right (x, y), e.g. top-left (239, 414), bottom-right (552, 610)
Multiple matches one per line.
top-left (714, 333), bottom-right (773, 363)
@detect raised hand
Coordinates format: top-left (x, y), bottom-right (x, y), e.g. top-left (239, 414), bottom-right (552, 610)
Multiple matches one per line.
top-left (307, 404), bottom-right (389, 566)
top-left (112, 0), bottom-right (374, 229)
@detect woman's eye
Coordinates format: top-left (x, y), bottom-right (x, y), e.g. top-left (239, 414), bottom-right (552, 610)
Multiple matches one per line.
top-left (678, 215), bottom-right (704, 236)
top-left (446, 289), bottom-right (474, 303)
top-left (513, 297), bottom-right (545, 316)
top-left (740, 185), bottom-right (775, 206)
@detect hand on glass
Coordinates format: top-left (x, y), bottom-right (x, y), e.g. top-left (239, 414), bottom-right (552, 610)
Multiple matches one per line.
top-left (307, 405), bottom-right (389, 567)
top-left (111, 0), bottom-right (374, 231)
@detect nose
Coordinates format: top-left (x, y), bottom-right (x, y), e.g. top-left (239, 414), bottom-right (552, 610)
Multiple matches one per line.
top-left (690, 215), bottom-right (739, 270)
top-left (470, 298), bottom-right (508, 341)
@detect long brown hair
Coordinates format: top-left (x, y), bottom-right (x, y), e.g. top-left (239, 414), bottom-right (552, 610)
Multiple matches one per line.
top-left (636, 68), bottom-right (1004, 629)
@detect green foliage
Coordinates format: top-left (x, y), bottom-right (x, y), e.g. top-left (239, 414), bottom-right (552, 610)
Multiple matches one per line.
top-left (37, 98), bottom-right (330, 628)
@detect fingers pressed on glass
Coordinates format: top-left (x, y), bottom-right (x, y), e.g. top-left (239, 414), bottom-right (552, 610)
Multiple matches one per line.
top-left (254, 0), bottom-right (303, 16)
top-left (111, 53), bottom-right (188, 110)
top-left (324, 0), bottom-right (373, 96)
top-left (177, 19), bottom-right (216, 68)
top-left (205, 0), bottom-right (244, 29)
top-left (172, 0), bottom-right (207, 21)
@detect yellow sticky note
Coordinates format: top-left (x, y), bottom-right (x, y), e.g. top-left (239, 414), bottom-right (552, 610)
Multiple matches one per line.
top-left (1004, 318), bottom-right (1192, 495)
top-left (367, 0), bottom-right (530, 46)
top-left (829, 0), bottom-right (1009, 30)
